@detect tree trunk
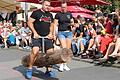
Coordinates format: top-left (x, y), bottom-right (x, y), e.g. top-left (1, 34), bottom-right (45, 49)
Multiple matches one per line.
top-left (21, 48), bottom-right (73, 67)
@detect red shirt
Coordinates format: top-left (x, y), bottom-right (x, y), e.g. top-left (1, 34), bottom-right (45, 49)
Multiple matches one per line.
top-left (105, 20), bottom-right (113, 34)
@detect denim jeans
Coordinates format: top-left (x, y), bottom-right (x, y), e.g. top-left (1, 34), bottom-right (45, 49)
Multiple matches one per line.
top-left (58, 31), bottom-right (73, 40)
top-left (77, 37), bottom-right (88, 53)
top-left (71, 41), bottom-right (77, 55)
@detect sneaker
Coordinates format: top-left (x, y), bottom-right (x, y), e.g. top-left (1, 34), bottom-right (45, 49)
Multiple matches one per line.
top-left (63, 64), bottom-right (70, 71)
top-left (26, 46), bottom-right (31, 50)
top-left (18, 47), bottom-right (23, 50)
top-left (45, 70), bottom-right (57, 78)
top-left (23, 46), bottom-right (27, 49)
top-left (88, 48), bottom-right (93, 51)
top-left (25, 69), bottom-right (32, 79)
top-left (79, 50), bottom-right (84, 54)
top-left (58, 64), bottom-right (64, 72)
top-left (74, 54), bottom-right (80, 57)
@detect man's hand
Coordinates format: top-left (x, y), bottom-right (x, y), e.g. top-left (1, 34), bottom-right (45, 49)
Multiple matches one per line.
top-left (47, 32), bottom-right (53, 39)
top-left (53, 35), bottom-right (57, 41)
top-left (33, 33), bottom-right (40, 39)
top-left (73, 36), bottom-right (77, 40)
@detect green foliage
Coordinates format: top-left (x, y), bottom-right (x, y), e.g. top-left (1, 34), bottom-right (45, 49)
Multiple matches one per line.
top-left (102, 0), bottom-right (120, 12)
top-left (84, 0), bottom-right (120, 13)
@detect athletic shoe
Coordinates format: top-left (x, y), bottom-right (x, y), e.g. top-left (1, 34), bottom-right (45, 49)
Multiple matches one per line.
top-left (58, 64), bottom-right (64, 72)
top-left (25, 69), bottom-right (32, 79)
top-left (45, 70), bottom-right (57, 78)
top-left (63, 64), bottom-right (70, 71)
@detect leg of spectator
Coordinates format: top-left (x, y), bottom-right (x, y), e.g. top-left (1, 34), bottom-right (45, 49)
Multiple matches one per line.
top-left (102, 42), bottom-right (115, 59)
top-left (77, 39), bottom-right (81, 54)
top-left (87, 39), bottom-right (94, 50)
top-left (80, 41), bottom-right (84, 52)
top-left (109, 38), bottom-right (120, 56)
top-left (4, 38), bottom-right (8, 48)
top-left (71, 41), bottom-right (77, 55)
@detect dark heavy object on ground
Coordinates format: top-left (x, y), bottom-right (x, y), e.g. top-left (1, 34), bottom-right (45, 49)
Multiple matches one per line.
top-left (21, 48), bottom-right (73, 67)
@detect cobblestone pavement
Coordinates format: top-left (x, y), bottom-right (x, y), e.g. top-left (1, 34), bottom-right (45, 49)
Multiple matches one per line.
top-left (0, 48), bottom-right (120, 80)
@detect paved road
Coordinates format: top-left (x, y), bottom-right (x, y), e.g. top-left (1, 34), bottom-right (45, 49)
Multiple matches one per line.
top-left (0, 48), bottom-right (120, 80)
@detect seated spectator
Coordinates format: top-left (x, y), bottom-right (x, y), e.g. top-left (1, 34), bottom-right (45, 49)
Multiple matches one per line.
top-left (98, 16), bottom-right (120, 61)
top-left (71, 19), bottom-right (86, 56)
top-left (0, 22), bottom-right (3, 44)
top-left (85, 22), bottom-right (97, 51)
top-left (16, 22), bottom-right (23, 49)
top-left (105, 14), bottom-right (113, 34)
top-left (99, 33), bottom-right (114, 55)
top-left (109, 37), bottom-right (120, 57)
top-left (98, 36), bottom-right (120, 62)
top-left (21, 22), bottom-right (31, 49)
top-left (7, 28), bottom-right (16, 48)
top-left (1, 26), bottom-right (10, 48)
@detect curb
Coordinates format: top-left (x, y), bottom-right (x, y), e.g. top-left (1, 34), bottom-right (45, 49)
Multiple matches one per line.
top-left (79, 58), bottom-right (120, 68)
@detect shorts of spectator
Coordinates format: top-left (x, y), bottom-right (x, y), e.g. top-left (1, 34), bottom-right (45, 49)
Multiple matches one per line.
top-left (99, 35), bottom-right (114, 55)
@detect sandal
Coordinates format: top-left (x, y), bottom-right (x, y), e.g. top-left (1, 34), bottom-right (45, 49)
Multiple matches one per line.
top-left (99, 58), bottom-right (108, 63)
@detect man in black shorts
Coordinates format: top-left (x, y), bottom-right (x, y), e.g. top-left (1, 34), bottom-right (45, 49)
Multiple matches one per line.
top-left (26, 0), bottom-right (56, 79)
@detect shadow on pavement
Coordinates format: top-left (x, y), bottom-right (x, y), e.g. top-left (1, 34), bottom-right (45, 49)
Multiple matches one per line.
top-left (52, 64), bottom-right (59, 70)
top-left (13, 65), bottom-right (59, 80)
top-left (72, 57), bottom-right (81, 61)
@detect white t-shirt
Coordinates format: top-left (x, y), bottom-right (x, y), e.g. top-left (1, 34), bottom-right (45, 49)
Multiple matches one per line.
top-left (21, 27), bottom-right (31, 37)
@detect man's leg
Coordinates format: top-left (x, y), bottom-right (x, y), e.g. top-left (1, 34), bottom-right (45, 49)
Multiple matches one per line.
top-left (63, 32), bottom-right (73, 71)
top-left (44, 39), bottom-right (57, 77)
top-left (57, 32), bottom-right (67, 72)
top-left (26, 46), bottom-right (39, 79)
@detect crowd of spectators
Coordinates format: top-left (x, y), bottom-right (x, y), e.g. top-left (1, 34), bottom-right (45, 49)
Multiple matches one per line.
top-left (71, 11), bottom-right (120, 64)
top-left (0, 20), bottom-right (31, 50)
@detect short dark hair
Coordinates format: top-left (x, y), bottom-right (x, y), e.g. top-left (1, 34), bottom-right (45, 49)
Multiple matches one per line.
top-left (61, 2), bottom-right (67, 6)
top-left (74, 19), bottom-right (78, 23)
top-left (108, 14), bottom-right (112, 19)
top-left (42, 0), bottom-right (50, 3)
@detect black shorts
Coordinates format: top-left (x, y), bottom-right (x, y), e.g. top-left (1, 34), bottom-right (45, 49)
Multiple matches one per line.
top-left (31, 38), bottom-right (54, 51)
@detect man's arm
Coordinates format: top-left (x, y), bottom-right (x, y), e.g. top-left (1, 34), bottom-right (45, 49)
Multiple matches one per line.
top-left (47, 22), bottom-right (54, 39)
top-left (53, 19), bottom-right (58, 33)
top-left (70, 18), bottom-right (74, 26)
top-left (51, 19), bottom-right (58, 40)
top-left (27, 17), bottom-right (40, 39)
top-left (49, 22), bottom-right (54, 35)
